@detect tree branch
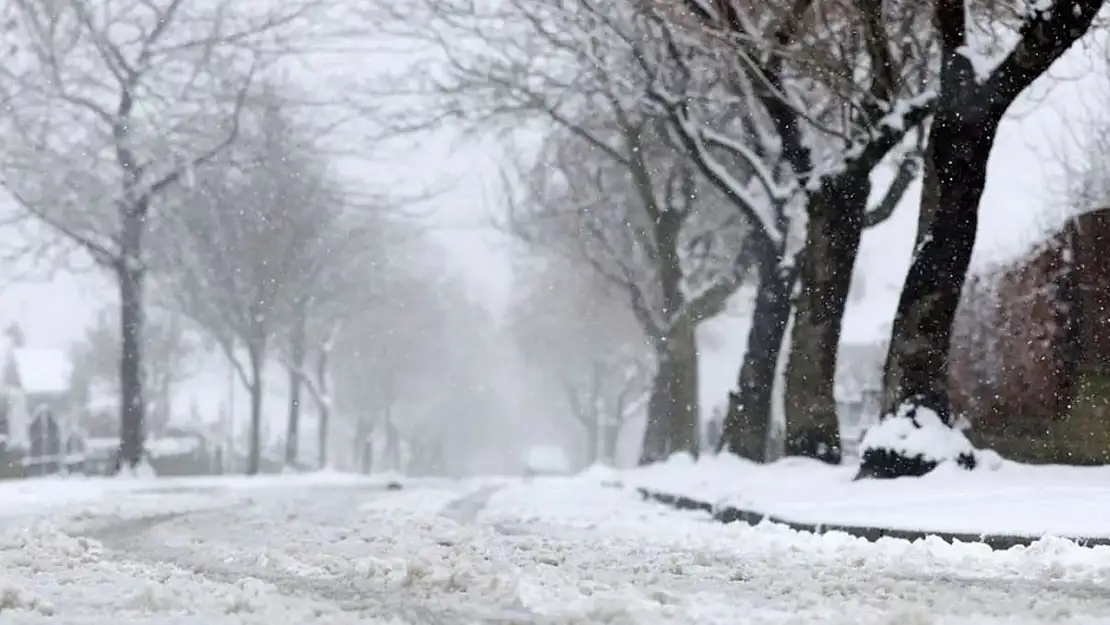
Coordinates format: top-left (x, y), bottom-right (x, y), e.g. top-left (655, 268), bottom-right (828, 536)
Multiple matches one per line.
top-left (863, 150), bottom-right (922, 229)
top-left (145, 64), bottom-right (255, 199)
top-left (985, 0), bottom-right (1105, 108)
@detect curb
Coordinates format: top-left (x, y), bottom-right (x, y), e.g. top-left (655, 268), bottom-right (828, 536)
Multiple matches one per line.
top-left (637, 487), bottom-right (1110, 551)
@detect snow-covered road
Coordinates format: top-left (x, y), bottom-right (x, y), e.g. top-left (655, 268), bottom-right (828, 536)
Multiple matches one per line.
top-left (3, 475), bottom-right (1110, 624)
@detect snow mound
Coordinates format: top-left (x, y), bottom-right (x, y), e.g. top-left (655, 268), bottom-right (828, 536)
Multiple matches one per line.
top-left (858, 402), bottom-right (977, 479)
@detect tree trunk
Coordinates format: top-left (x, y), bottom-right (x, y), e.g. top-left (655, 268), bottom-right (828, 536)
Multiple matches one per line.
top-left (353, 416), bottom-right (371, 472)
top-left (719, 259), bottom-right (794, 462)
top-left (361, 438), bottom-right (373, 474)
top-left (246, 346), bottom-right (265, 476)
top-left (783, 176), bottom-right (870, 464)
top-left (116, 241), bottom-right (146, 472)
top-left (856, 0), bottom-right (1106, 479)
top-left (860, 113), bottom-right (999, 478)
top-left (383, 406), bottom-right (400, 471)
top-left (285, 304), bottom-right (307, 467)
top-left (314, 349), bottom-right (331, 469)
top-left (584, 418), bottom-right (599, 466)
top-left (639, 322), bottom-right (699, 464)
top-left (603, 421), bottom-right (620, 465)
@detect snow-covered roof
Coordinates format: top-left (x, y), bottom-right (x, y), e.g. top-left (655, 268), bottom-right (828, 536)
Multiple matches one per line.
top-left (11, 348), bottom-right (73, 395)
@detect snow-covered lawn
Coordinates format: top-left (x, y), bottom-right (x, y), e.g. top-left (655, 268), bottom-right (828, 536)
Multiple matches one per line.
top-left (613, 453), bottom-right (1110, 538)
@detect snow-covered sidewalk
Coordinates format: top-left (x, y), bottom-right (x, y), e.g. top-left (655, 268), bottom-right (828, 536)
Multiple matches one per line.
top-left (614, 454), bottom-right (1110, 539)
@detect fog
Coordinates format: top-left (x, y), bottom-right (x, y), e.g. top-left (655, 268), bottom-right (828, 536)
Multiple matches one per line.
top-left (0, 0), bottom-right (1103, 480)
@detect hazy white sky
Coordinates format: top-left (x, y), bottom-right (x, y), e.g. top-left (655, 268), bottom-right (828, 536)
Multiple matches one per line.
top-left (0, 28), bottom-right (1105, 356)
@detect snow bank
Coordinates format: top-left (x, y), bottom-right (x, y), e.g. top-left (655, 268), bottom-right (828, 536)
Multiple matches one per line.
top-left (601, 453), bottom-right (1110, 538)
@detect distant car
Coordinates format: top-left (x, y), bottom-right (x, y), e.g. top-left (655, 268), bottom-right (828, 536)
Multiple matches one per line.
top-left (523, 445), bottom-right (571, 477)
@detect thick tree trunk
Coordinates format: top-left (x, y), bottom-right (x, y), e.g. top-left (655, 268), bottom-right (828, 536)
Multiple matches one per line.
top-left (639, 209), bottom-right (701, 465)
top-left (783, 176), bottom-right (870, 464)
top-left (881, 125), bottom-right (996, 415)
top-left (116, 242), bottom-right (146, 473)
top-left (285, 305), bottom-right (307, 467)
top-left (246, 346), bottom-right (265, 476)
top-left (639, 323), bottom-right (699, 464)
top-left (860, 115), bottom-right (999, 478)
top-left (857, 0), bottom-right (1104, 480)
top-left (719, 260), bottom-right (794, 462)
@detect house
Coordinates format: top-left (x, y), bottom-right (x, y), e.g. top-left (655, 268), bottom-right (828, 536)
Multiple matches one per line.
top-left (950, 207), bottom-right (1110, 464)
top-left (0, 347), bottom-right (79, 476)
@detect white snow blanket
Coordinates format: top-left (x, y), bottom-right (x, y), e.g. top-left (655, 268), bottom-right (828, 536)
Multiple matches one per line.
top-left (2, 471), bottom-right (1110, 623)
top-left (618, 453), bottom-right (1110, 538)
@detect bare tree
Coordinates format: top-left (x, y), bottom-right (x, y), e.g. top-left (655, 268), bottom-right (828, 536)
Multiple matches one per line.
top-left (508, 254), bottom-right (651, 466)
top-left (153, 87), bottom-right (344, 475)
top-left (509, 122), bottom-right (753, 464)
top-left (362, 0), bottom-right (764, 463)
top-left (0, 0), bottom-right (325, 472)
top-left (860, 0), bottom-right (1106, 478)
top-left (330, 258), bottom-right (447, 473)
top-left (370, 0), bottom-right (930, 464)
top-left (278, 212), bottom-right (410, 470)
top-left (639, 0), bottom-right (930, 465)
top-left (70, 305), bottom-right (202, 438)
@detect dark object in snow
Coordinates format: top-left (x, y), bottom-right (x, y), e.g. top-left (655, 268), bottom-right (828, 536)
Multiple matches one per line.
top-left (386, 481), bottom-right (403, 491)
top-left (854, 398), bottom-right (977, 479)
top-left (854, 447), bottom-right (975, 480)
top-left (786, 425), bottom-right (842, 465)
top-left (637, 487), bottom-right (1110, 551)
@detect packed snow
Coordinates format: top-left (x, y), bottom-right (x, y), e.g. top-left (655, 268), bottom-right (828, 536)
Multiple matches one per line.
top-left (618, 453), bottom-right (1110, 538)
top-left (3, 471), bottom-right (1110, 623)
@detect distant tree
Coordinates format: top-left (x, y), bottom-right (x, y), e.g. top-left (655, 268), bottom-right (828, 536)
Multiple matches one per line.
top-left (274, 200), bottom-right (403, 470)
top-left (70, 306), bottom-right (201, 437)
top-left (0, 0), bottom-right (326, 472)
top-left (153, 85), bottom-right (347, 475)
top-left (330, 259), bottom-right (447, 472)
top-left (4, 323), bottom-right (25, 349)
top-left (508, 255), bottom-right (650, 466)
top-left (507, 125), bottom-right (752, 465)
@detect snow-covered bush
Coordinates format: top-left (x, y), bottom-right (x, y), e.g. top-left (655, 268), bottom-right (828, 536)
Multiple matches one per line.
top-left (856, 400), bottom-right (977, 479)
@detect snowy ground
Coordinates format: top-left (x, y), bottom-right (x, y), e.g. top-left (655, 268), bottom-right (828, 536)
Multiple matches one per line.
top-left (619, 454), bottom-right (1110, 538)
top-left (3, 471), bottom-right (1110, 624)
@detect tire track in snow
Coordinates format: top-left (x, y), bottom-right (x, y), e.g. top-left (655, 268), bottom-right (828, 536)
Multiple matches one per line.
top-left (86, 486), bottom-right (540, 625)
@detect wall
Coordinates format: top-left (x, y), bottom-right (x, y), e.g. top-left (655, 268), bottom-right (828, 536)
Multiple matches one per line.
top-left (950, 208), bottom-right (1110, 463)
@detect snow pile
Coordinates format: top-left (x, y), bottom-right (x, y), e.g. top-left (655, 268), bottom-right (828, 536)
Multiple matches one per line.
top-left (0, 523), bottom-right (385, 624)
top-left (858, 403), bottom-right (978, 478)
